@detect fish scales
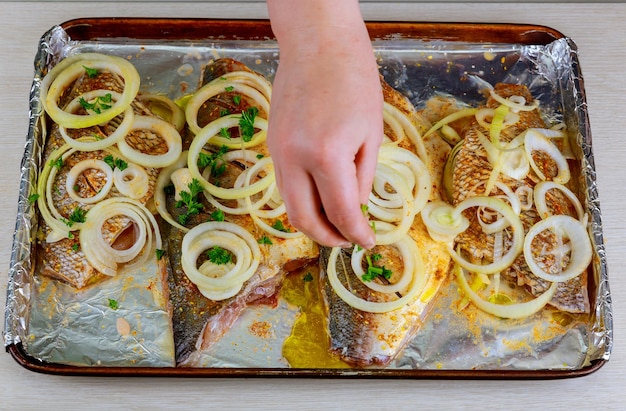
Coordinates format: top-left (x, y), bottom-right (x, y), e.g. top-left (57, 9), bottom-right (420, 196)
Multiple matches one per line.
top-left (452, 83), bottom-right (589, 313)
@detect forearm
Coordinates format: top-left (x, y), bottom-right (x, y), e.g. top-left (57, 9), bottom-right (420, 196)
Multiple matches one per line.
top-left (267, 0), bottom-right (370, 55)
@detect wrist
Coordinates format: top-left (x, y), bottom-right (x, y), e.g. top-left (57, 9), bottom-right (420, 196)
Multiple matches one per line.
top-left (267, 0), bottom-right (368, 52)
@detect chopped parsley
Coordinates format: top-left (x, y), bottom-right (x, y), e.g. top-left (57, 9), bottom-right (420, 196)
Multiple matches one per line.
top-left (233, 95), bottom-right (241, 105)
top-left (239, 107), bottom-right (258, 142)
top-left (210, 209), bottom-right (225, 222)
top-left (103, 154), bottom-right (128, 171)
top-left (361, 204), bottom-right (369, 216)
top-left (206, 246), bottom-right (233, 265)
top-left (219, 127), bottom-right (232, 139)
top-left (258, 235), bottom-right (273, 245)
top-left (219, 109), bottom-right (231, 117)
top-left (256, 153), bottom-right (264, 159)
top-left (49, 157), bottom-right (63, 170)
top-left (175, 179), bottom-right (204, 225)
top-left (79, 93), bottom-right (113, 114)
top-left (156, 249), bottom-right (166, 260)
top-left (225, 86), bottom-right (235, 92)
top-left (303, 272), bottom-right (314, 282)
top-left (361, 254), bottom-right (393, 283)
top-left (272, 219), bottom-right (291, 233)
top-left (197, 145), bottom-right (229, 178)
top-left (107, 298), bottom-right (119, 310)
top-left (28, 193), bottom-right (40, 204)
top-left (83, 65), bottom-right (99, 78)
top-left (61, 206), bottom-right (87, 227)
top-left (71, 243), bottom-right (80, 252)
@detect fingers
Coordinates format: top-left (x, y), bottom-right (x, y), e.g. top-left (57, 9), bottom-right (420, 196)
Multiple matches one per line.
top-left (354, 126), bottom-right (383, 206)
top-left (273, 162), bottom-right (353, 248)
top-left (312, 158), bottom-right (376, 249)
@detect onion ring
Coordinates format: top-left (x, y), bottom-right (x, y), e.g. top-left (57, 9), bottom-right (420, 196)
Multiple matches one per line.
top-left (455, 264), bottom-right (558, 319)
top-left (181, 221), bottom-right (261, 301)
top-left (523, 215), bottom-right (592, 283)
top-left (65, 159), bottom-right (114, 204)
top-left (325, 242), bottom-right (426, 313)
top-left (447, 196), bottom-right (524, 274)
top-left (113, 162), bottom-right (150, 199)
top-left (533, 181), bottom-right (585, 222)
top-left (117, 115), bottom-right (182, 168)
top-left (41, 53), bottom-right (140, 129)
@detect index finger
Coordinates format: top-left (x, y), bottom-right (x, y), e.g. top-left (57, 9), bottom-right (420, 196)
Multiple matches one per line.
top-left (312, 160), bottom-right (375, 249)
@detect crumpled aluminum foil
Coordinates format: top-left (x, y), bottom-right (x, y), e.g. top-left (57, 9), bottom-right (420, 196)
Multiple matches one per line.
top-left (3, 24), bottom-right (611, 372)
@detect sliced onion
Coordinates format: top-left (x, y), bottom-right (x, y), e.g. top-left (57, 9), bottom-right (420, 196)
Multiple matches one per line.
top-left (188, 118), bottom-right (274, 200)
top-left (65, 159), bottom-right (114, 204)
top-left (488, 89), bottom-right (539, 113)
top-left (186, 80), bottom-right (270, 135)
top-left (219, 71), bottom-right (273, 102)
top-left (378, 145), bottom-right (432, 214)
top-left (113, 162), bottom-right (150, 199)
top-left (476, 182), bottom-right (522, 235)
top-left (523, 215), bottom-right (592, 283)
top-left (475, 107), bottom-right (520, 131)
top-left (58, 90), bottom-right (135, 151)
top-left (515, 185), bottom-right (534, 211)
top-left (350, 237), bottom-right (419, 294)
top-left (326, 241), bottom-right (426, 313)
top-left (117, 115), bottom-right (182, 168)
top-left (424, 108), bottom-right (478, 139)
top-left (154, 151), bottom-right (189, 232)
top-left (368, 165), bottom-right (415, 246)
top-left (79, 197), bottom-right (161, 276)
top-left (524, 129), bottom-right (570, 184)
top-left (500, 147), bottom-right (529, 180)
top-left (239, 157), bottom-right (303, 239)
top-left (383, 105), bottom-right (406, 145)
top-left (421, 200), bottom-right (470, 243)
top-left (448, 196), bottom-right (524, 274)
top-left (181, 221), bottom-right (261, 301)
top-left (198, 113), bottom-right (268, 150)
top-left (455, 263), bottom-right (557, 319)
top-left (202, 150), bottom-right (266, 215)
top-left (137, 93), bottom-right (186, 131)
top-left (37, 144), bottom-right (83, 240)
top-left (41, 53), bottom-right (140, 129)
top-left (382, 102), bottom-right (430, 165)
top-left (533, 181), bottom-right (584, 222)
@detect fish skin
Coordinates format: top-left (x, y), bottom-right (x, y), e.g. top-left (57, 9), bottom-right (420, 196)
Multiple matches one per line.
top-left (39, 69), bottom-right (164, 288)
top-left (163, 58), bottom-right (319, 365)
top-left (452, 83), bottom-right (589, 313)
top-left (318, 80), bottom-right (451, 366)
top-left (320, 224), bottom-right (450, 366)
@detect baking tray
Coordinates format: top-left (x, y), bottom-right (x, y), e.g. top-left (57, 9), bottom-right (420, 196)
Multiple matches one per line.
top-left (3, 18), bottom-right (612, 378)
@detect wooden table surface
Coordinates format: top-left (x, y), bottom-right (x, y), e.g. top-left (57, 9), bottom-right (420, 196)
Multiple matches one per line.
top-left (1, 2), bottom-right (624, 410)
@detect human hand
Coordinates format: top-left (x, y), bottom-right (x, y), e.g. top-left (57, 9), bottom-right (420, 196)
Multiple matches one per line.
top-left (267, 0), bottom-right (383, 249)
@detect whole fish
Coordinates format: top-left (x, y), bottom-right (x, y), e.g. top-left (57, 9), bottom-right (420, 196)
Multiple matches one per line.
top-left (38, 64), bottom-right (165, 288)
top-left (162, 59), bottom-right (318, 365)
top-left (319, 80), bottom-right (451, 366)
top-left (451, 83), bottom-right (589, 313)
